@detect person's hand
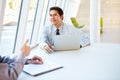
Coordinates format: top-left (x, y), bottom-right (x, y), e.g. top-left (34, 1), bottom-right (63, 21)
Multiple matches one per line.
top-left (21, 39), bottom-right (31, 57)
top-left (44, 44), bottom-right (53, 53)
top-left (27, 56), bottom-right (43, 64)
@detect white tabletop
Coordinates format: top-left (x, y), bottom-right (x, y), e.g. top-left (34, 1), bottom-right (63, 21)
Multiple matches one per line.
top-left (18, 43), bottom-right (120, 80)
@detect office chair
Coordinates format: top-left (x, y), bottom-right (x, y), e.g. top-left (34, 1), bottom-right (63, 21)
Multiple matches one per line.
top-left (70, 17), bottom-right (85, 29)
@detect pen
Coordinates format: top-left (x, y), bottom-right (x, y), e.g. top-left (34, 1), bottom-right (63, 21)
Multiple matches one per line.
top-left (31, 43), bottom-right (39, 50)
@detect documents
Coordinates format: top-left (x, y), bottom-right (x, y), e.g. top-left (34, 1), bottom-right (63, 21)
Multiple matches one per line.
top-left (23, 61), bottom-right (63, 76)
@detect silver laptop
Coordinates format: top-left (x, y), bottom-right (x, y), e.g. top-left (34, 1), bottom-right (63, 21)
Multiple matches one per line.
top-left (53, 35), bottom-right (80, 51)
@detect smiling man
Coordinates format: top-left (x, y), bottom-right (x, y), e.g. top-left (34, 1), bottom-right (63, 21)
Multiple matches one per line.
top-left (39, 6), bottom-right (82, 53)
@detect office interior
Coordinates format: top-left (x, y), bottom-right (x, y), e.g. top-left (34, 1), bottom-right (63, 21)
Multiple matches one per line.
top-left (0, 0), bottom-right (120, 80)
top-left (0, 0), bottom-right (120, 55)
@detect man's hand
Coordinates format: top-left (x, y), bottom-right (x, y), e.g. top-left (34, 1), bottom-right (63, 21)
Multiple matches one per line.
top-left (27, 56), bottom-right (43, 64)
top-left (21, 39), bottom-right (31, 57)
top-left (44, 44), bottom-right (53, 53)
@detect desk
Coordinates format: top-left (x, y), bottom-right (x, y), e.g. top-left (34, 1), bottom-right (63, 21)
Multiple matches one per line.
top-left (18, 43), bottom-right (120, 80)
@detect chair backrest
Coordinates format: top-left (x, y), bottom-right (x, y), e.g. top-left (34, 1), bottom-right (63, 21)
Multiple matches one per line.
top-left (70, 17), bottom-right (85, 29)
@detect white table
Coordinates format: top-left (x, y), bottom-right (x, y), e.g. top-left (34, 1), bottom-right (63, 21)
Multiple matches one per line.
top-left (18, 43), bottom-right (120, 80)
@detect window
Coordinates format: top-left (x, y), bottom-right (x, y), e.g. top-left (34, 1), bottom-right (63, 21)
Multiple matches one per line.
top-left (0, 0), bottom-right (21, 55)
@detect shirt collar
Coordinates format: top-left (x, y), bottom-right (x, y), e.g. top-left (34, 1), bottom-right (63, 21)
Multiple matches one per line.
top-left (53, 23), bottom-right (64, 33)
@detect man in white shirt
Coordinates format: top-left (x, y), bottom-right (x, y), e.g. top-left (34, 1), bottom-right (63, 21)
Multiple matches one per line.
top-left (39, 6), bottom-right (82, 53)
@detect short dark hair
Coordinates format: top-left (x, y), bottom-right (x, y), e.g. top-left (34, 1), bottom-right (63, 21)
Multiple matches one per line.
top-left (49, 6), bottom-right (64, 16)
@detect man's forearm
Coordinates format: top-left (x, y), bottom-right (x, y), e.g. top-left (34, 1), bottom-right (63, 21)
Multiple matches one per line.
top-left (0, 53), bottom-right (25, 80)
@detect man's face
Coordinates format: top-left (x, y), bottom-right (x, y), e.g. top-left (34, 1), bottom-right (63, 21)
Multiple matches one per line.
top-left (49, 10), bottom-right (63, 25)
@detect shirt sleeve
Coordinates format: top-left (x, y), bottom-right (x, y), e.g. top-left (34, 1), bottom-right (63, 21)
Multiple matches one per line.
top-left (39, 25), bottom-right (48, 49)
top-left (0, 53), bottom-right (25, 80)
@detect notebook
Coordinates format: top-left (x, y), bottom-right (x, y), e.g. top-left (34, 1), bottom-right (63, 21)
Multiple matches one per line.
top-left (23, 61), bottom-right (63, 76)
top-left (53, 35), bottom-right (80, 51)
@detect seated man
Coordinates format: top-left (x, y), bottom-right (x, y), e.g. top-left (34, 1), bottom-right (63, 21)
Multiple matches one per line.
top-left (39, 6), bottom-right (82, 53)
top-left (0, 39), bottom-right (43, 80)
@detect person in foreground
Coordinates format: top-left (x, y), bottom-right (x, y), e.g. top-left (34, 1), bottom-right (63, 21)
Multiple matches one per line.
top-left (39, 6), bottom-right (82, 53)
top-left (0, 39), bottom-right (43, 80)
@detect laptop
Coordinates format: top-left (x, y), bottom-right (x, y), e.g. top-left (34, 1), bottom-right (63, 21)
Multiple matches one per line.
top-left (53, 35), bottom-right (80, 51)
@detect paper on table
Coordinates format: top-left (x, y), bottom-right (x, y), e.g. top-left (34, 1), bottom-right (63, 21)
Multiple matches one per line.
top-left (23, 61), bottom-right (63, 76)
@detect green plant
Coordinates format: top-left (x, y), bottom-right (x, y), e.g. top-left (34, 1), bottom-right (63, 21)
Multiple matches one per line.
top-left (70, 17), bottom-right (85, 29)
